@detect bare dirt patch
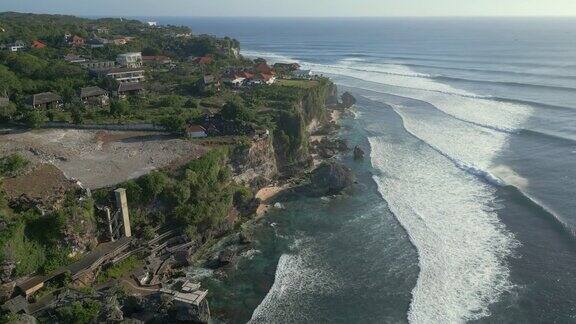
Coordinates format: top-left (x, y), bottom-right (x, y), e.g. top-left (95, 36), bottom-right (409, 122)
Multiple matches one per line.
top-left (0, 129), bottom-right (208, 189)
top-left (2, 163), bottom-right (77, 207)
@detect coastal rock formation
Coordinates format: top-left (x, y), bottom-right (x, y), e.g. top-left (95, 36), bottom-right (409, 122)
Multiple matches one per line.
top-left (311, 137), bottom-right (350, 159)
top-left (341, 92), bottom-right (357, 109)
top-left (231, 134), bottom-right (278, 189)
top-left (353, 145), bottom-right (365, 160)
top-left (309, 162), bottom-right (354, 195)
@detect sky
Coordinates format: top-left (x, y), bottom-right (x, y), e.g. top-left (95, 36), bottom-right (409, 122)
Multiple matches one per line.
top-left (1, 0), bottom-right (576, 17)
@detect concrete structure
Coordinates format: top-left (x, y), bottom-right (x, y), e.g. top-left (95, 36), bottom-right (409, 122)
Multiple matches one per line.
top-left (117, 52), bottom-right (142, 68)
top-left (64, 54), bottom-right (86, 63)
top-left (162, 281), bottom-right (210, 323)
top-left (81, 60), bottom-right (115, 70)
top-left (147, 21), bottom-right (158, 27)
top-left (185, 125), bottom-right (207, 138)
top-left (93, 67), bottom-right (145, 83)
top-left (87, 37), bottom-right (110, 48)
top-left (16, 237), bottom-right (132, 298)
top-left (114, 188), bottom-right (132, 238)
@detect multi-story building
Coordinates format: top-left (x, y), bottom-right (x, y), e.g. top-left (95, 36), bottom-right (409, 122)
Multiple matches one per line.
top-left (116, 52), bottom-right (142, 68)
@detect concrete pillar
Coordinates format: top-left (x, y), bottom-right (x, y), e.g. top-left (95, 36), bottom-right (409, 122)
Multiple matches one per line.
top-left (104, 207), bottom-right (115, 242)
top-left (114, 188), bottom-right (131, 238)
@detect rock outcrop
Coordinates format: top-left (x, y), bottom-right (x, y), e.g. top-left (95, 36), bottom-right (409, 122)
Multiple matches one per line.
top-left (231, 134), bottom-right (278, 189)
top-left (353, 145), bottom-right (365, 161)
top-left (308, 162), bottom-right (354, 196)
top-left (341, 92), bottom-right (356, 109)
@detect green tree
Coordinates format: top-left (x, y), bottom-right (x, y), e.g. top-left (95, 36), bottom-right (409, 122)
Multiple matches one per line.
top-left (140, 171), bottom-right (168, 202)
top-left (221, 97), bottom-right (253, 122)
top-left (0, 154), bottom-right (29, 177)
top-left (0, 102), bottom-right (17, 121)
top-left (56, 300), bottom-right (101, 324)
top-left (159, 115), bottom-right (186, 133)
top-left (110, 99), bottom-right (131, 117)
top-left (22, 109), bottom-right (46, 128)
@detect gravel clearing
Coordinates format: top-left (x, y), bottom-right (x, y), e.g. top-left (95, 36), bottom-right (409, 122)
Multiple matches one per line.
top-left (0, 129), bottom-right (207, 189)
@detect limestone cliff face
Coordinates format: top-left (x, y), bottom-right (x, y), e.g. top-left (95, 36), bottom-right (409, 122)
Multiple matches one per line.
top-left (232, 80), bottom-right (338, 183)
top-left (231, 134), bottom-right (279, 189)
top-left (272, 79), bottom-right (338, 176)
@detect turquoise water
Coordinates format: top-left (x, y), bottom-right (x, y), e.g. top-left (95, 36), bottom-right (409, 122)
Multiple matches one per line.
top-left (153, 18), bottom-right (576, 323)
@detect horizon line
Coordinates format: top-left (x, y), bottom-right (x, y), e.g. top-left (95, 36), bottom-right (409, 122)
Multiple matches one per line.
top-left (1, 11), bottom-right (576, 19)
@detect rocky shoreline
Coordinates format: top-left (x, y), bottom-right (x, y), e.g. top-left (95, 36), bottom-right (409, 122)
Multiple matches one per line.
top-left (192, 93), bottom-right (358, 321)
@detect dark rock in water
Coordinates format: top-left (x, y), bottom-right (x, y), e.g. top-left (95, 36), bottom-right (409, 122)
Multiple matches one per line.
top-left (207, 247), bottom-right (238, 269)
top-left (353, 145), bottom-right (365, 160)
top-left (341, 92), bottom-right (356, 109)
top-left (309, 162), bottom-right (354, 195)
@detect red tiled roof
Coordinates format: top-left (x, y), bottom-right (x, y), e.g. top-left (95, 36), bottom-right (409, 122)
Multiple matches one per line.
top-left (191, 56), bottom-right (213, 65)
top-left (31, 40), bottom-right (46, 49)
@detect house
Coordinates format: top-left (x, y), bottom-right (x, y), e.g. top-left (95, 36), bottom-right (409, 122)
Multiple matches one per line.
top-left (116, 82), bottom-right (143, 98)
top-left (294, 69), bottom-right (312, 79)
top-left (113, 36), bottom-right (134, 46)
top-left (198, 75), bottom-right (221, 92)
top-left (31, 40), bottom-right (46, 49)
top-left (190, 56), bottom-right (213, 65)
top-left (27, 92), bottom-right (62, 109)
top-left (8, 40), bottom-right (25, 52)
top-left (64, 54), bottom-right (86, 63)
top-left (96, 27), bottom-right (109, 34)
top-left (93, 67), bottom-right (145, 83)
top-left (69, 35), bottom-right (85, 47)
top-left (223, 70), bottom-right (253, 88)
top-left (81, 60), bottom-right (116, 70)
top-left (147, 21), bottom-right (158, 27)
top-left (142, 55), bottom-right (172, 65)
top-left (117, 52), bottom-right (142, 68)
top-left (185, 125), bottom-right (208, 138)
top-left (86, 37), bottom-right (110, 48)
top-left (80, 86), bottom-right (109, 107)
top-left (250, 73), bottom-right (276, 85)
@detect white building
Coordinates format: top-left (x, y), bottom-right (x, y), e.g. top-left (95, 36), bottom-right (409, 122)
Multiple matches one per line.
top-left (185, 125), bottom-right (208, 138)
top-left (116, 52), bottom-right (142, 68)
top-left (147, 21), bottom-right (158, 27)
top-left (9, 40), bottom-right (25, 52)
top-left (294, 69), bottom-right (312, 79)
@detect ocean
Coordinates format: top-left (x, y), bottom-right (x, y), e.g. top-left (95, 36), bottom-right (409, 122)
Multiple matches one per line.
top-left (157, 17), bottom-right (576, 323)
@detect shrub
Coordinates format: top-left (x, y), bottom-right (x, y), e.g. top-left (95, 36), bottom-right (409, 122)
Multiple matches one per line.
top-left (0, 154), bottom-right (29, 177)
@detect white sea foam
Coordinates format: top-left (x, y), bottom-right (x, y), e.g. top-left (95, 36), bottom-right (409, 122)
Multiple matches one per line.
top-left (369, 135), bottom-right (517, 323)
top-left (242, 49), bottom-right (300, 64)
top-left (249, 243), bottom-right (340, 323)
top-left (307, 59), bottom-right (535, 132)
